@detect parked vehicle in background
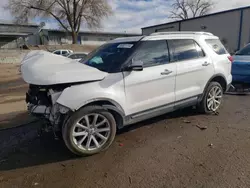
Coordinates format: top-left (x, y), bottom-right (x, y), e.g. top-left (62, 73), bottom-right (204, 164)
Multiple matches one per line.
top-left (230, 43), bottom-right (250, 92)
top-left (21, 32), bottom-right (232, 156)
top-left (52, 49), bottom-right (73, 56)
top-left (67, 52), bottom-right (88, 61)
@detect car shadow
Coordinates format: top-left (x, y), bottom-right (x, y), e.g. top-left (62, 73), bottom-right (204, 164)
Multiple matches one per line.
top-left (0, 107), bottom-right (200, 171)
top-left (0, 123), bottom-right (76, 171)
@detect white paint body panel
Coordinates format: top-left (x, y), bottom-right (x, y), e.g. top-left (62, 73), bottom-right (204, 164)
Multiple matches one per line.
top-left (123, 63), bottom-right (176, 115)
top-left (175, 56), bottom-right (214, 101)
top-left (56, 73), bottom-right (127, 113)
top-left (21, 50), bottom-right (107, 85)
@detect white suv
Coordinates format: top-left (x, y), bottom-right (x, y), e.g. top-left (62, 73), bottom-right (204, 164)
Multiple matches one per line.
top-left (21, 32), bottom-right (232, 156)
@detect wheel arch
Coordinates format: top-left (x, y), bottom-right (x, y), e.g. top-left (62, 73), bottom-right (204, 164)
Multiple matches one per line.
top-left (76, 98), bottom-right (125, 129)
top-left (199, 74), bottom-right (227, 102)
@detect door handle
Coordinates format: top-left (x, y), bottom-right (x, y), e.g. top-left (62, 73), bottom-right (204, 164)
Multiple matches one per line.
top-left (202, 61), bottom-right (210, 66)
top-left (161, 69), bottom-right (173, 75)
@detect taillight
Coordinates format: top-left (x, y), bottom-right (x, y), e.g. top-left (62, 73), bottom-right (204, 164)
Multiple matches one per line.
top-left (228, 56), bottom-right (233, 63)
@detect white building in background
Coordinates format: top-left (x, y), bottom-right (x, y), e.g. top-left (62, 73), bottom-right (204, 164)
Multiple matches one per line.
top-left (40, 29), bottom-right (141, 46)
top-left (0, 21), bottom-right (140, 49)
top-left (141, 6), bottom-right (250, 54)
top-left (0, 21), bottom-right (40, 48)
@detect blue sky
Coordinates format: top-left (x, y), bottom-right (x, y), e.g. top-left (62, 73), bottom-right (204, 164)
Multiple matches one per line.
top-left (0, 0), bottom-right (250, 33)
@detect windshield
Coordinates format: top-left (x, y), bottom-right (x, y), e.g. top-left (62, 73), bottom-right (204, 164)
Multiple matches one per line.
top-left (236, 44), bottom-right (250, 55)
top-left (80, 42), bottom-right (137, 73)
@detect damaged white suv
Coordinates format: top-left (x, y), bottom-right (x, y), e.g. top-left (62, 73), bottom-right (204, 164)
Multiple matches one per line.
top-left (21, 32), bottom-right (232, 156)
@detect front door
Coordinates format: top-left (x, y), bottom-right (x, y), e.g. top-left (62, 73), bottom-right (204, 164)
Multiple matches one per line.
top-left (168, 39), bottom-right (215, 101)
top-left (123, 40), bottom-right (177, 115)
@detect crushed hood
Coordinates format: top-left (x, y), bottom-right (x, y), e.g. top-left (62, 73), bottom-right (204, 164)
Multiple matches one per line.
top-left (21, 50), bottom-right (107, 85)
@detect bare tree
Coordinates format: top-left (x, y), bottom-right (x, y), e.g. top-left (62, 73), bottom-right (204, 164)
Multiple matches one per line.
top-left (170, 0), bottom-right (214, 20)
top-left (7, 0), bottom-right (112, 44)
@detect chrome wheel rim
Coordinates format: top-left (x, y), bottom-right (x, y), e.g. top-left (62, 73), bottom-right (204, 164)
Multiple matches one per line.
top-left (207, 86), bottom-right (222, 111)
top-left (72, 113), bottom-right (110, 151)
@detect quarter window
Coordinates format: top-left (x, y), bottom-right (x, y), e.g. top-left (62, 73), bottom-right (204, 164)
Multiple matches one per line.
top-left (54, 51), bottom-right (60, 55)
top-left (62, 51), bottom-right (68, 55)
top-left (168, 39), bottom-right (204, 62)
top-left (133, 40), bottom-right (169, 67)
top-left (205, 39), bottom-right (227, 55)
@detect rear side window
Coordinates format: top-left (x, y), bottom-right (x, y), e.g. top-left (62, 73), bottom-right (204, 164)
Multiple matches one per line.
top-left (62, 51), bottom-right (68, 55)
top-left (54, 51), bottom-right (60, 55)
top-left (205, 39), bottom-right (227, 55)
top-left (168, 39), bottom-right (205, 62)
top-left (133, 40), bottom-right (169, 67)
top-left (236, 44), bottom-right (250, 55)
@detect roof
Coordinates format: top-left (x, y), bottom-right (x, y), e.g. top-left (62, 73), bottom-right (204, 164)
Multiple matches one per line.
top-left (0, 32), bottom-right (33, 37)
top-left (143, 31), bottom-right (218, 41)
top-left (0, 20), bottom-right (38, 27)
top-left (44, 29), bottom-right (141, 36)
top-left (108, 36), bottom-right (144, 43)
top-left (142, 5), bottom-right (250, 29)
top-left (150, 31), bottom-right (214, 36)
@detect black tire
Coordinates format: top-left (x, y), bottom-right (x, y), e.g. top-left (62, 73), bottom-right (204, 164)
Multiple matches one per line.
top-left (62, 105), bottom-right (116, 156)
top-left (198, 82), bottom-right (223, 114)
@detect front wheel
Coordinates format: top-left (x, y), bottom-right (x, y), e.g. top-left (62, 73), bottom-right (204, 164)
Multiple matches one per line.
top-left (62, 106), bottom-right (117, 156)
top-left (198, 82), bottom-right (223, 114)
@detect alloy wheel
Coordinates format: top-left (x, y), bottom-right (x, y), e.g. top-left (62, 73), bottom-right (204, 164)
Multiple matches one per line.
top-left (207, 86), bottom-right (222, 111)
top-left (71, 113), bottom-right (111, 151)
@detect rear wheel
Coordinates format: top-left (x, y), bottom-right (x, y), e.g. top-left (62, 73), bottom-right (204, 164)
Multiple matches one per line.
top-left (62, 106), bottom-right (116, 156)
top-left (198, 82), bottom-right (223, 114)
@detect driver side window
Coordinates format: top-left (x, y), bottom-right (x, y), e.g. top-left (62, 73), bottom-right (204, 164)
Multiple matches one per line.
top-left (133, 40), bottom-right (169, 67)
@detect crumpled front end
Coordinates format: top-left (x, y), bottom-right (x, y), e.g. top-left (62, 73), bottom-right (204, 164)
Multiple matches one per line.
top-left (21, 50), bottom-right (107, 86)
top-left (26, 84), bottom-right (71, 130)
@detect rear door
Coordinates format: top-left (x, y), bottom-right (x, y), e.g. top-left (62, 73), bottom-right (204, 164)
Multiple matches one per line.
top-left (123, 40), bottom-right (177, 115)
top-left (168, 39), bottom-right (214, 101)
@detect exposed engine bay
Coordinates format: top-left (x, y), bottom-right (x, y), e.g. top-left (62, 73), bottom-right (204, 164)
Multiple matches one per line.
top-left (26, 83), bottom-right (72, 131)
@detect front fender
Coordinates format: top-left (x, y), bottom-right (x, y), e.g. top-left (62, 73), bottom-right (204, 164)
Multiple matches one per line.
top-left (56, 75), bottom-right (126, 113)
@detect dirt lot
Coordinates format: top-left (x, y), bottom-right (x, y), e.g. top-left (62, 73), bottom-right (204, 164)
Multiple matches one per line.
top-left (0, 64), bottom-right (250, 188)
top-left (0, 64), bottom-right (35, 130)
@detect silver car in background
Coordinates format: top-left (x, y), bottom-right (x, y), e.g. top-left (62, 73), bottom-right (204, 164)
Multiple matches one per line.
top-left (67, 52), bottom-right (88, 61)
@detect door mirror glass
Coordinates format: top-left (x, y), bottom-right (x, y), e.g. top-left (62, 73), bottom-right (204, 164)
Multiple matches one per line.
top-left (129, 59), bottom-right (143, 71)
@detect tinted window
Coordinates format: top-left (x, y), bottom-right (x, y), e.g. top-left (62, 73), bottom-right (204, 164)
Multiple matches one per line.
top-left (195, 42), bottom-right (206, 57)
top-left (205, 39), bottom-right (227, 55)
top-left (168, 39), bottom-right (203, 61)
top-left (133, 40), bottom-right (169, 67)
top-left (62, 51), bottom-right (68, 55)
top-left (81, 42), bottom-right (136, 73)
top-left (236, 44), bottom-right (250, 55)
top-left (54, 51), bottom-right (60, 55)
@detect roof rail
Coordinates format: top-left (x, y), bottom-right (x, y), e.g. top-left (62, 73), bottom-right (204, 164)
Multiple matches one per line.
top-left (150, 31), bottom-right (214, 36)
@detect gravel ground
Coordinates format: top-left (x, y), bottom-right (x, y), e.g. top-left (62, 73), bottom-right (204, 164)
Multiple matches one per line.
top-left (0, 94), bottom-right (250, 188)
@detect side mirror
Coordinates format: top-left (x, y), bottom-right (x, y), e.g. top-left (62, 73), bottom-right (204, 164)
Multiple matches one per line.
top-left (128, 59), bottom-right (143, 71)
